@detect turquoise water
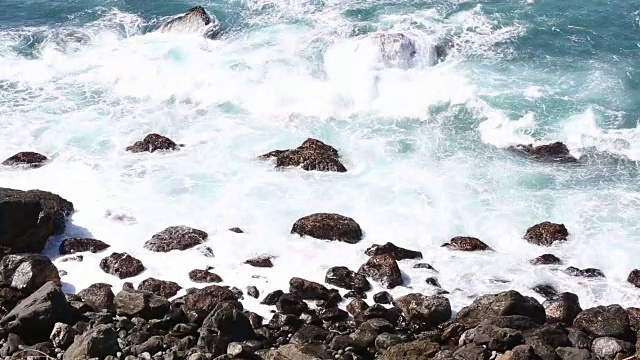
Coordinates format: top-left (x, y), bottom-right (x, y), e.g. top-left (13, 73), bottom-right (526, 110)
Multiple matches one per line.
top-left (0, 0), bottom-right (639, 311)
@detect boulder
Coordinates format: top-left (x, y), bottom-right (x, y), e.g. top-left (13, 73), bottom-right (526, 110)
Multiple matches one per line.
top-left (471, 324), bottom-right (524, 352)
top-left (137, 278), bottom-right (182, 298)
top-left (244, 256), bottom-right (273, 268)
top-left (188, 269), bottom-right (222, 283)
top-left (564, 267), bottom-right (605, 278)
top-left (524, 222), bottom-right (568, 246)
top-left (99, 252), bottom-right (145, 279)
top-left (126, 133), bottom-right (180, 153)
top-left (259, 138), bottom-right (347, 172)
top-left (530, 254), bottom-right (562, 265)
top-left (379, 340), bottom-right (440, 360)
top-left (2, 152), bottom-right (48, 167)
top-left (627, 269), bottom-right (640, 287)
top-left (157, 6), bottom-right (221, 40)
top-left (0, 254), bottom-right (60, 293)
top-left (50, 322), bottom-right (78, 350)
top-left (291, 213), bottom-right (362, 243)
top-left (573, 305), bottom-right (630, 340)
top-left (508, 142), bottom-right (577, 163)
top-left (454, 290), bottom-right (545, 329)
top-left (543, 292), bottom-right (582, 325)
top-left (276, 293), bottom-right (308, 316)
top-left (62, 324), bottom-right (120, 360)
top-left (364, 242), bottom-right (422, 260)
top-left (260, 290), bottom-right (284, 306)
top-left (144, 225), bottom-right (208, 252)
top-left (441, 236), bottom-right (493, 251)
top-left (114, 289), bottom-right (170, 319)
top-left (198, 302), bottom-right (255, 352)
top-left (591, 337), bottom-right (634, 360)
top-left (59, 238), bottom-right (109, 255)
top-left (289, 277), bottom-right (330, 300)
top-left (177, 285), bottom-right (238, 314)
top-left (0, 188), bottom-right (74, 253)
top-left (394, 294), bottom-right (451, 327)
top-left (555, 347), bottom-right (595, 360)
top-left (290, 325), bottom-right (330, 345)
top-left (325, 266), bottom-right (370, 293)
top-left (77, 283), bottom-right (115, 312)
top-left (357, 254), bottom-right (403, 289)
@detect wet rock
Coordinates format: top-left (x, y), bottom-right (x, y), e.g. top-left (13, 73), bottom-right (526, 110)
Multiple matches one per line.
top-left (144, 225), bottom-right (208, 252)
top-left (260, 138), bottom-right (347, 172)
top-left (573, 305), bottom-right (630, 340)
top-left (564, 267), bottom-right (605, 278)
top-left (126, 133), bottom-right (180, 153)
top-left (178, 285), bottom-right (238, 314)
top-left (130, 335), bottom-right (163, 356)
top-left (0, 281), bottom-right (72, 344)
top-left (290, 325), bottom-right (329, 345)
top-left (114, 289), bottom-right (170, 319)
top-left (591, 337), bottom-right (634, 360)
top-left (441, 236), bottom-right (493, 251)
top-left (318, 307), bottom-right (349, 322)
top-left (59, 238), bottom-right (110, 255)
top-left (555, 347), bottom-right (595, 360)
top-left (395, 294), bottom-right (451, 328)
top-left (0, 188), bottom-right (74, 253)
top-left (532, 284), bottom-right (558, 300)
top-left (530, 254), bottom-right (563, 265)
top-left (276, 293), bottom-right (308, 316)
top-left (99, 252), bottom-right (145, 279)
top-left (244, 256), bottom-right (274, 268)
top-left (198, 303), bottom-right (255, 353)
top-left (188, 269), bottom-right (222, 283)
top-left (247, 286), bottom-right (259, 299)
top-left (229, 227), bottom-right (244, 233)
top-left (60, 254), bottom-right (83, 262)
top-left (50, 322), bottom-right (78, 350)
top-left (2, 152), bottom-right (48, 167)
top-left (543, 292), bottom-right (582, 325)
top-left (365, 242), bottom-right (422, 260)
top-left (260, 290), bottom-right (284, 306)
top-left (325, 266), bottom-right (371, 293)
top-left (425, 277), bottom-right (441, 288)
top-left (509, 142), bottom-right (577, 163)
top-left (62, 324), bottom-right (120, 360)
top-left (454, 290), bottom-right (545, 329)
top-left (158, 6), bottom-right (221, 40)
top-left (379, 339), bottom-right (440, 360)
top-left (358, 254), bottom-right (403, 289)
top-left (471, 323), bottom-right (524, 352)
top-left (522, 324), bottom-right (571, 360)
top-left (626, 269), bottom-right (640, 287)
top-left (291, 213), bottom-right (362, 243)
top-left (567, 328), bottom-right (590, 349)
top-left (346, 298), bottom-right (368, 318)
top-left (373, 291), bottom-right (393, 304)
top-left (0, 254), bottom-right (60, 293)
top-left (524, 222), bottom-right (568, 246)
top-left (413, 263), bottom-right (438, 271)
top-left (138, 278), bottom-right (182, 299)
top-left (78, 283), bottom-right (115, 312)
top-left (289, 277), bottom-right (330, 300)
top-left (375, 333), bottom-right (411, 351)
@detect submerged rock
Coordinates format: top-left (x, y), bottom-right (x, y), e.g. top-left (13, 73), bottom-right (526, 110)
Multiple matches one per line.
top-left (564, 266), bottom-right (605, 278)
top-left (259, 138), bottom-right (347, 172)
top-left (99, 252), bottom-right (145, 279)
top-left (59, 238), bottom-right (110, 255)
top-left (126, 133), bottom-right (181, 153)
top-left (441, 236), bottom-right (493, 251)
top-left (144, 225), bottom-right (208, 252)
top-left (291, 213), bottom-right (363, 243)
top-left (524, 222), bottom-right (568, 246)
top-left (244, 256), bottom-right (274, 268)
top-left (2, 152), bottom-right (48, 167)
top-left (508, 142), bottom-right (577, 163)
top-left (157, 6), bottom-right (221, 39)
top-left (530, 254), bottom-right (562, 265)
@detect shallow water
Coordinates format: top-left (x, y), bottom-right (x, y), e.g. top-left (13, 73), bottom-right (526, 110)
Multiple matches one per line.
top-left (1, 0), bottom-right (639, 315)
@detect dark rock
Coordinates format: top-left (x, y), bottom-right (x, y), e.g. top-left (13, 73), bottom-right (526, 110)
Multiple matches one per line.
top-left (114, 289), bottom-right (170, 319)
top-left (290, 325), bottom-right (329, 345)
top-left (318, 307), bottom-right (349, 322)
top-left (138, 278), bottom-right (182, 298)
top-left (264, 343), bottom-right (333, 359)
top-left (480, 316), bottom-right (540, 331)
top-left (60, 254), bottom-right (83, 262)
top-left (346, 298), bottom-right (368, 318)
top-left (144, 226), bottom-right (208, 252)
top-left (259, 138), bottom-right (346, 172)
top-left (122, 282), bottom-right (134, 291)
top-left (228, 227), bottom-right (244, 233)
top-left (509, 142), bottom-right (577, 163)
top-left (247, 286), bottom-right (259, 299)
top-left (499, 344), bottom-right (541, 360)
top-left (126, 133), bottom-right (180, 153)
top-left (555, 347), bottom-right (595, 360)
top-left (0, 287), bottom-right (25, 314)
top-left (626, 269), bottom-right (640, 287)
top-left (375, 333), bottom-right (411, 351)
top-left (365, 242), bottom-right (422, 260)
top-left (379, 339), bottom-right (440, 360)
top-left (344, 290), bottom-right (366, 299)
top-left (178, 285), bottom-right (238, 315)
top-left (99, 252), bottom-right (145, 279)
top-left (530, 254), bottom-right (563, 265)
top-left (59, 238), bottom-right (110, 255)
top-left (567, 328), bottom-right (590, 349)
top-left (574, 305), bottom-right (630, 340)
top-left (413, 263), bottom-right (438, 271)
top-left (0, 281), bottom-right (72, 344)
top-left (425, 277), bottom-right (441, 288)
top-left (471, 324), bottom-right (524, 351)
top-left (523, 324), bottom-right (570, 360)
top-left (198, 302), bottom-right (255, 353)
top-left (0, 188), bottom-right (74, 253)
top-left (0, 254), bottom-right (60, 293)
top-left (291, 213), bottom-right (362, 243)
top-left (453, 343), bottom-right (490, 359)
top-left (532, 284), bottom-right (558, 300)
top-left (50, 322), bottom-right (78, 349)
top-left (188, 269), bottom-right (222, 283)
top-left (441, 236), bottom-right (493, 251)
top-left (13, 342), bottom-right (55, 358)
top-left (373, 291), bottom-right (393, 304)
top-left (325, 266), bottom-right (371, 293)
top-left (524, 222), bottom-right (569, 246)
top-left (276, 293), bottom-right (308, 316)
top-left (78, 283), bottom-right (115, 312)
top-left (130, 335), bottom-right (163, 356)
top-left (543, 292), bottom-right (582, 325)
top-left (62, 324), bottom-right (120, 360)
top-left (260, 290), bottom-right (284, 306)
top-left (454, 290), bottom-right (545, 329)
top-left (627, 307), bottom-right (640, 331)
top-left (2, 152), bottom-right (48, 167)
top-left (357, 254), bottom-right (403, 289)
top-left (269, 312), bottom-right (298, 328)
top-left (244, 256), bottom-right (273, 268)
top-left (564, 267), bottom-right (605, 278)
top-left (395, 294), bottom-right (451, 328)
top-left (289, 277), bottom-right (330, 300)
top-left (591, 337), bottom-right (633, 359)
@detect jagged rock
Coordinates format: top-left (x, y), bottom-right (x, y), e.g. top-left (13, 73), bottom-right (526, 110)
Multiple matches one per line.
top-left (441, 236), bottom-right (493, 251)
top-left (289, 277), bottom-right (330, 300)
top-left (0, 188), bottom-right (74, 253)
top-left (114, 289), bottom-right (170, 319)
top-left (365, 242), bottom-right (422, 260)
top-left (291, 213), bottom-right (362, 243)
top-left (574, 305), bottom-right (630, 340)
top-left (530, 254), bottom-right (563, 265)
top-left (130, 336), bottom-right (163, 356)
top-left (78, 283), bottom-right (115, 312)
top-left (524, 222), bottom-right (568, 246)
top-left (144, 226), bottom-right (208, 252)
top-left (375, 333), bottom-right (411, 351)
top-left (188, 269), bottom-right (222, 283)
top-left (454, 290), bottom-right (545, 329)
top-left (318, 307), bottom-right (349, 322)
top-left (523, 324), bottom-right (571, 360)
top-left (50, 322), bottom-right (78, 350)
top-left (0, 282), bottom-right (72, 344)
top-left (379, 340), bottom-right (440, 360)
top-left (177, 285), bottom-right (238, 314)
top-left (564, 267), bottom-right (605, 278)
top-left (62, 324), bottom-right (120, 360)
top-left (126, 133), bottom-right (180, 153)
top-left (0, 254), bottom-right (60, 293)
top-left (508, 142), bottom-right (577, 163)
top-left (395, 294), bottom-right (451, 327)
top-left (260, 290), bottom-right (284, 306)
top-left (325, 266), bottom-right (370, 293)
top-left (259, 138), bottom-right (347, 172)
top-left (99, 252), bottom-right (144, 279)
top-left (276, 293), bottom-right (308, 316)
top-left (626, 269), bottom-right (640, 287)
top-left (244, 256), bottom-right (273, 268)
top-left (357, 254), bottom-right (403, 289)
top-left (567, 328), bottom-right (591, 349)
top-left (138, 278), bottom-right (182, 298)
top-left (544, 292), bottom-right (582, 325)
top-left (2, 152), bottom-right (48, 167)
top-left (591, 337), bottom-right (634, 360)
top-left (59, 238), bottom-right (109, 255)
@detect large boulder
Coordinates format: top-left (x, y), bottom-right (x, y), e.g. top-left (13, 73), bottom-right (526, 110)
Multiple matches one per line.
top-left (508, 142), bottom-right (577, 163)
top-left (454, 290), bottom-right (546, 329)
top-left (59, 238), bottom-right (109, 255)
top-left (77, 283), bottom-right (115, 312)
top-left (0, 281), bottom-right (72, 344)
top-left (523, 222), bottom-right (568, 246)
top-left (627, 269), bottom-right (640, 287)
top-left (291, 213), bottom-right (362, 243)
top-left (62, 324), bottom-right (120, 360)
top-left (144, 225), bottom-right (208, 252)
top-left (114, 289), bottom-right (170, 319)
top-left (358, 254), bottom-right (403, 289)
top-left (99, 252), bottom-right (145, 279)
top-left (157, 6), bottom-right (221, 39)
top-left (543, 292), bottom-right (582, 325)
top-left (198, 302), bottom-right (255, 353)
top-left (394, 294), bottom-right (451, 327)
top-left (0, 188), bottom-right (74, 253)
top-left (573, 305), bottom-right (631, 340)
top-left (289, 277), bottom-right (330, 301)
top-left (2, 152), bottom-right (48, 168)
top-left (126, 133), bottom-right (180, 153)
top-left (0, 254), bottom-right (60, 293)
top-left (259, 138), bottom-right (347, 172)
top-left (137, 277), bottom-right (182, 298)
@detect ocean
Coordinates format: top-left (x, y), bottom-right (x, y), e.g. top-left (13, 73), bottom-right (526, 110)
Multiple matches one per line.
top-left (1, 0), bottom-right (639, 316)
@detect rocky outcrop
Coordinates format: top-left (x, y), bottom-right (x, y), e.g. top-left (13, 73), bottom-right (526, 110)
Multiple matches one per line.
top-left (144, 225), bottom-right (208, 252)
top-left (259, 138), bottom-right (347, 172)
top-left (188, 269), bottom-right (223, 283)
top-left (0, 188), bottom-right (74, 253)
top-left (59, 237), bottom-right (110, 255)
top-left (364, 242), bottom-right (422, 260)
top-left (325, 266), bottom-right (371, 293)
top-left (126, 133), bottom-right (181, 153)
top-left (524, 222), bottom-right (568, 246)
top-left (99, 252), bottom-right (145, 279)
top-left (291, 213), bottom-right (362, 243)
top-left (508, 142), bottom-right (577, 163)
top-left (530, 254), bottom-right (562, 265)
top-left (442, 236), bottom-right (493, 251)
top-left (0, 254), bottom-right (60, 293)
top-left (157, 6), bottom-right (221, 39)
top-left (137, 278), bottom-right (182, 298)
top-left (77, 283), bottom-right (115, 312)
top-left (2, 152), bottom-right (48, 167)
top-left (358, 254), bottom-right (403, 289)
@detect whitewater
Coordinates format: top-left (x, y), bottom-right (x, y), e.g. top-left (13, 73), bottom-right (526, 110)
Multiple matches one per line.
top-left (1, 0), bottom-right (639, 318)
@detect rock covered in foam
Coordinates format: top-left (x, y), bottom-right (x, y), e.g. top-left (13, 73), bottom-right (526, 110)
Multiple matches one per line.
top-left (508, 142), bottom-right (577, 163)
top-left (157, 6), bottom-right (221, 39)
top-left (291, 213), bottom-right (362, 243)
top-left (259, 138), bottom-right (347, 172)
top-left (627, 269), bottom-right (640, 287)
top-left (357, 254), bottom-right (403, 289)
top-left (370, 32), bottom-right (417, 69)
top-left (2, 152), bottom-right (48, 168)
top-left (126, 133), bottom-right (181, 153)
top-left (442, 236), bottom-right (493, 251)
